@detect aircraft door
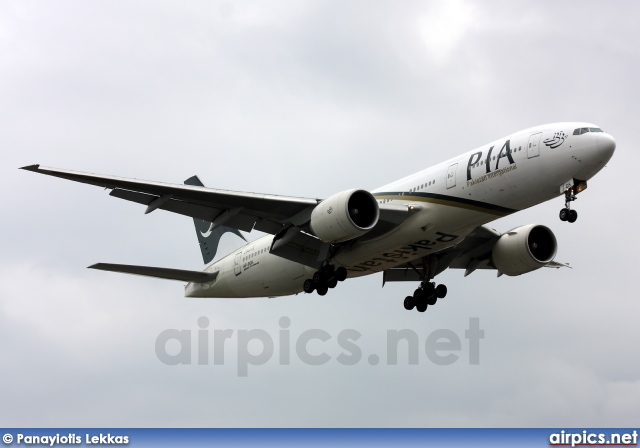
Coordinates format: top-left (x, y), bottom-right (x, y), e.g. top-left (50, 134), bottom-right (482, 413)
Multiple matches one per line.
top-left (528, 132), bottom-right (542, 158)
top-left (234, 252), bottom-right (242, 276)
top-left (446, 163), bottom-right (457, 189)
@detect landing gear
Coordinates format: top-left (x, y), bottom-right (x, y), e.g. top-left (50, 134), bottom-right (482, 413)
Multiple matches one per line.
top-left (559, 189), bottom-right (578, 223)
top-left (559, 208), bottom-right (568, 221)
top-left (559, 208), bottom-right (578, 223)
top-left (404, 281), bottom-right (447, 312)
top-left (302, 265), bottom-right (348, 296)
top-left (435, 284), bottom-right (447, 299)
top-left (403, 296), bottom-right (414, 310)
top-left (303, 279), bottom-right (315, 294)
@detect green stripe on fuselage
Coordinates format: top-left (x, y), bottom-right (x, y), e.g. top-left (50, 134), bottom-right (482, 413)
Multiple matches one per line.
top-left (374, 192), bottom-right (517, 216)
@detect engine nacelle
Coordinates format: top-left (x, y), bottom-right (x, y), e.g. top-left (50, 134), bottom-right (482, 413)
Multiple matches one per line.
top-left (491, 224), bottom-right (557, 276)
top-left (310, 189), bottom-right (379, 243)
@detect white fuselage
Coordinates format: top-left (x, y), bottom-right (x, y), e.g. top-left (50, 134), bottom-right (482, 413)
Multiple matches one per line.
top-left (185, 122), bottom-right (615, 298)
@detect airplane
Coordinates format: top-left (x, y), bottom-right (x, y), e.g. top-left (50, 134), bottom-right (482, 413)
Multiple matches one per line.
top-left (21, 122), bottom-right (616, 312)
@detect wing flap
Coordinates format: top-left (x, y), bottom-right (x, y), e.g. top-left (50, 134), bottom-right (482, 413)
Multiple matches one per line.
top-left (269, 228), bottom-right (328, 269)
top-left (88, 263), bottom-right (218, 283)
top-left (110, 188), bottom-right (224, 221)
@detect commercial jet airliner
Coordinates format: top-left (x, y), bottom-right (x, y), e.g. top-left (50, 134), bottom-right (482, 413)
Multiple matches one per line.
top-left (22, 122), bottom-right (615, 312)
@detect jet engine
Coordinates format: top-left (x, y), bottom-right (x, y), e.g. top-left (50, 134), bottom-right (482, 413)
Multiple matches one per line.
top-left (491, 224), bottom-right (557, 276)
top-left (310, 189), bottom-right (379, 243)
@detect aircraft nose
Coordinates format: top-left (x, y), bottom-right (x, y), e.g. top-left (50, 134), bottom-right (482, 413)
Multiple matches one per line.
top-left (597, 133), bottom-right (616, 162)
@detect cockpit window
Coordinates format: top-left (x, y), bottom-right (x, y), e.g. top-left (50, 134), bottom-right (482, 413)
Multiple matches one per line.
top-left (573, 127), bottom-right (604, 135)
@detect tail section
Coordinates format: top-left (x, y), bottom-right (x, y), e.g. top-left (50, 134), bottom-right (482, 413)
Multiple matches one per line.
top-left (184, 175), bottom-right (246, 264)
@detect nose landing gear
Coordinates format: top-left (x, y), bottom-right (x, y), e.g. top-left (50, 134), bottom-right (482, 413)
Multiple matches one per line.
top-left (559, 189), bottom-right (578, 223)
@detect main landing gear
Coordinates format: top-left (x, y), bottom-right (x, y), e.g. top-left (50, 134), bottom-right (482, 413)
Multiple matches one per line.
top-left (303, 265), bottom-right (348, 296)
top-left (559, 189), bottom-right (578, 223)
top-left (403, 281), bottom-right (447, 312)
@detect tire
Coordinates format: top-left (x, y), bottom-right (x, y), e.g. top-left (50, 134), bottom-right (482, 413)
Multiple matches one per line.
top-left (403, 296), bottom-right (414, 310)
top-left (303, 279), bottom-right (315, 294)
top-left (313, 271), bottom-right (322, 284)
top-left (435, 284), bottom-right (447, 298)
top-left (427, 293), bottom-right (437, 306)
top-left (328, 278), bottom-right (338, 289)
top-left (559, 208), bottom-right (568, 221)
top-left (317, 284), bottom-right (328, 296)
top-left (568, 209), bottom-right (578, 223)
top-left (416, 301), bottom-right (427, 313)
top-left (336, 267), bottom-right (348, 282)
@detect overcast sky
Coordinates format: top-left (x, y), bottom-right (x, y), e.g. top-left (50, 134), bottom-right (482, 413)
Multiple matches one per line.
top-left (1, 0), bottom-right (639, 427)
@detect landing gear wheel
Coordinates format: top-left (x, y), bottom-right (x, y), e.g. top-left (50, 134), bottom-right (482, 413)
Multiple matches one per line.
top-left (404, 296), bottom-right (414, 310)
top-left (316, 284), bottom-right (328, 296)
top-left (568, 209), bottom-right (578, 223)
top-left (427, 293), bottom-right (437, 306)
top-left (336, 267), bottom-right (347, 282)
top-left (312, 271), bottom-right (323, 284)
top-left (559, 208), bottom-right (569, 221)
top-left (328, 278), bottom-right (338, 289)
top-left (435, 284), bottom-right (447, 298)
top-left (303, 279), bottom-right (315, 294)
top-left (416, 301), bottom-right (427, 313)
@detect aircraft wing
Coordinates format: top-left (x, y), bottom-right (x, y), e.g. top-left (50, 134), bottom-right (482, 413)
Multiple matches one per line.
top-left (21, 164), bottom-right (320, 235)
top-left (382, 226), bottom-right (571, 286)
top-left (21, 165), bottom-right (419, 239)
top-left (383, 225), bottom-right (569, 283)
top-left (382, 225), bottom-right (500, 283)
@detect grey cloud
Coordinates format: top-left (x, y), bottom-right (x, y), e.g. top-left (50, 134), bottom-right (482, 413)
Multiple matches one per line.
top-left (1, 0), bottom-right (638, 427)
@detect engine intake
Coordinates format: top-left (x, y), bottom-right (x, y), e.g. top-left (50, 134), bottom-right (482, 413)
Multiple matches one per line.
top-left (310, 189), bottom-right (379, 243)
top-left (491, 224), bottom-right (557, 276)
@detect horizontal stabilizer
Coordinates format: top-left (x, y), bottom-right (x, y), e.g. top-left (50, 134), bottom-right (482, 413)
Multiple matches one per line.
top-left (88, 263), bottom-right (218, 283)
